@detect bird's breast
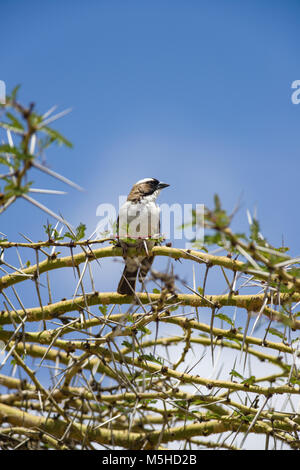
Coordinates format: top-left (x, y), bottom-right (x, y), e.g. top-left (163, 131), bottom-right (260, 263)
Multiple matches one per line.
top-left (118, 201), bottom-right (160, 239)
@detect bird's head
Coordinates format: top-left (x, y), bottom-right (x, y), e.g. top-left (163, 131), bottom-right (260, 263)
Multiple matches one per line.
top-left (127, 178), bottom-right (170, 202)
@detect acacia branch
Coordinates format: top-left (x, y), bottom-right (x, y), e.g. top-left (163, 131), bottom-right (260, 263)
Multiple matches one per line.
top-left (1, 244), bottom-right (297, 291)
top-left (1, 291), bottom-right (299, 327)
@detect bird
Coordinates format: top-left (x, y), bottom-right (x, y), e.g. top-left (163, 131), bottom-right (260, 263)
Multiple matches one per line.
top-left (117, 177), bottom-right (170, 295)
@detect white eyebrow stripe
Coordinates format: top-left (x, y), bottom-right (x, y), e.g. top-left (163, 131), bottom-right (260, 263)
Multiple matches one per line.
top-left (135, 178), bottom-right (155, 184)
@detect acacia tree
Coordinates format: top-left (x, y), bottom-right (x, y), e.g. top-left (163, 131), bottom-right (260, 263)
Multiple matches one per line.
top-left (0, 89), bottom-right (300, 450)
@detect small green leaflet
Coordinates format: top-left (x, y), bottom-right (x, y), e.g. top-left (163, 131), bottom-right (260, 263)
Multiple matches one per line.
top-left (139, 353), bottom-right (163, 365)
top-left (98, 305), bottom-right (108, 315)
top-left (230, 369), bottom-right (244, 380)
top-left (121, 340), bottom-right (139, 353)
top-left (268, 328), bottom-right (286, 341)
top-left (40, 126), bottom-right (73, 148)
top-left (230, 369), bottom-right (256, 386)
top-left (65, 223), bottom-right (86, 241)
top-left (137, 325), bottom-right (151, 335)
top-left (43, 223), bottom-right (64, 241)
top-left (214, 313), bottom-right (234, 327)
top-left (242, 375), bottom-right (256, 385)
top-left (6, 112), bottom-right (24, 130)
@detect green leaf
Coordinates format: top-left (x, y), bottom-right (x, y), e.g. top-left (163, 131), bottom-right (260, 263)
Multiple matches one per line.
top-left (0, 144), bottom-right (34, 162)
top-left (75, 223), bottom-right (86, 240)
top-left (290, 377), bottom-right (300, 386)
top-left (40, 126), bottom-right (73, 148)
top-left (0, 156), bottom-right (14, 167)
top-left (10, 84), bottom-right (21, 101)
top-left (215, 211), bottom-right (230, 228)
top-left (268, 328), bottom-right (286, 341)
top-left (214, 313), bottom-right (234, 327)
top-left (65, 223), bottom-right (86, 242)
top-left (126, 314), bottom-right (135, 323)
top-left (0, 122), bottom-right (25, 134)
top-left (98, 305), bottom-right (108, 316)
top-left (139, 353), bottom-right (163, 365)
top-left (0, 144), bottom-right (20, 155)
top-left (242, 375), bottom-right (256, 385)
top-left (214, 194), bottom-right (222, 212)
top-left (6, 112), bottom-right (24, 130)
top-left (249, 218), bottom-right (261, 243)
top-left (230, 369), bottom-right (244, 380)
top-left (43, 223), bottom-right (64, 241)
top-left (204, 233), bottom-right (222, 246)
top-left (288, 268), bottom-right (300, 278)
top-left (137, 325), bottom-right (151, 335)
top-left (168, 305), bottom-right (179, 311)
top-left (121, 340), bottom-right (139, 353)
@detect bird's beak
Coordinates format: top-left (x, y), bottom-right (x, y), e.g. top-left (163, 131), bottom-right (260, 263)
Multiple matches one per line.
top-left (158, 182), bottom-right (170, 189)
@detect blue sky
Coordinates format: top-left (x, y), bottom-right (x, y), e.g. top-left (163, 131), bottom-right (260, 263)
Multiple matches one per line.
top-left (1, 0), bottom-right (300, 294)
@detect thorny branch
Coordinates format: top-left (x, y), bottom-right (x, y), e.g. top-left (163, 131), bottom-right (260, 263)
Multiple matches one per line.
top-left (1, 90), bottom-right (300, 450)
top-left (0, 235), bottom-right (299, 450)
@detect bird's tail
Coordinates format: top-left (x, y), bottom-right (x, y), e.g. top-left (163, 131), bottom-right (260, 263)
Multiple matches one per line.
top-left (117, 266), bottom-right (138, 295)
top-left (138, 256), bottom-right (154, 283)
